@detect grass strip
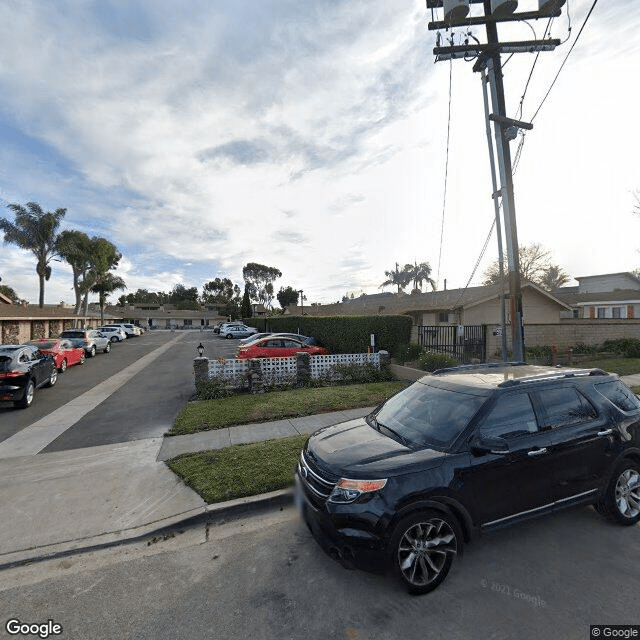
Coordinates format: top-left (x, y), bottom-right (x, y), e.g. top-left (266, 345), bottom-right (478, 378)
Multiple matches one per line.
top-left (167, 435), bottom-right (308, 504)
top-left (170, 381), bottom-right (406, 435)
top-left (568, 357), bottom-right (640, 377)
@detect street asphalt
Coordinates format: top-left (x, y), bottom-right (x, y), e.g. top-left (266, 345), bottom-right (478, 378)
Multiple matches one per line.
top-left (2, 340), bottom-right (639, 571)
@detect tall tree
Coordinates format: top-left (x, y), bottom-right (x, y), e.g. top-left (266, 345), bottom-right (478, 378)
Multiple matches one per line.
top-left (483, 243), bottom-right (567, 289)
top-left (277, 286), bottom-right (299, 309)
top-left (0, 282), bottom-right (24, 304)
top-left (242, 262), bottom-right (282, 309)
top-left (58, 230), bottom-right (93, 314)
top-left (92, 272), bottom-right (126, 324)
top-left (84, 237), bottom-right (123, 318)
top-left (241, 285), bottom-right (252, 318)
top-left (403, 262), bottom-right (436, 293)
top-left (380, 262), bottom-right (411, 293)
top-left (0, 202), bottom-right (66, 307)
top-left (538, 265), bottom-right (570, 291)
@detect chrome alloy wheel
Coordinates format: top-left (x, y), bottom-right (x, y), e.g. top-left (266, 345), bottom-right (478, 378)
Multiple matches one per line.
top-left (397, 518), bottom-right (457, 588)
top-left (615, 469), bottom-right (640, 520)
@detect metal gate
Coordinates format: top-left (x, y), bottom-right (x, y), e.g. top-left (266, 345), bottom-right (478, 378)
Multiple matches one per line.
top-left (417, 325), bottom-right (487, 364)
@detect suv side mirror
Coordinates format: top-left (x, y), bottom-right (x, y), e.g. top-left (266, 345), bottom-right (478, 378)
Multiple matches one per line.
top-left (471, 435), bottom-right (509, 456)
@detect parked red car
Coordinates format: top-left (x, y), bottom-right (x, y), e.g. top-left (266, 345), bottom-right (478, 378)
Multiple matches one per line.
top-left (28, 339), bottom-right (85, 372)
top-left (236, 337), bottom-right (328, 360)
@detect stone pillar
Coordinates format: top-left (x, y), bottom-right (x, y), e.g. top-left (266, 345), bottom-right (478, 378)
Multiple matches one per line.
top-left (378, 350), bottom-right (390, 367)
top-left (193, 357), bottom-right (209, 385)
top-left (296, 352), bottom-right (311, 387)
top-left (249, 358), bottom-right (264, 394)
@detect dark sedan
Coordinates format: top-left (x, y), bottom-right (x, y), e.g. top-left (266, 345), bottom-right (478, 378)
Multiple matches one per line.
top-left (0, 345), bottom-right (58, 409)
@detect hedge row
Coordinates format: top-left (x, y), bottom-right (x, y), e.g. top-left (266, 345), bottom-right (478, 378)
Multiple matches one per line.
top-left (242, 315), bottom-right (413, 356)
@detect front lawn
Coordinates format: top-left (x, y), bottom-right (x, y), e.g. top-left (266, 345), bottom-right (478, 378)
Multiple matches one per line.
top-left (167, 435), bottom-right (307, 503)
top-left (567, 357), bottom-right (640, 377)
top-left (170, 381), bottom-right (407, 436)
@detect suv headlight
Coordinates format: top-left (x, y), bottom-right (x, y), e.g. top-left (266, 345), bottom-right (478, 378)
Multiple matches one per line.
top-left (328, 478), bottom-right (387, 504)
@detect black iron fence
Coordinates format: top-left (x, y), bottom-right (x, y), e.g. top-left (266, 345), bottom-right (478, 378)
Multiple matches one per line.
top-left (417, 325), bottom-right (487, 364)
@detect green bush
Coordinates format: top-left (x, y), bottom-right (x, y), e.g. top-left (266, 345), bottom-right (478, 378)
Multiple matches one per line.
top-left (395, 342), bottom-right (425, 365)
top-left (571, 343), bottom-right (599, 355)
top-left (417, 351), bottom-right (459, 372)
top-left (195, 377), bottom-right (239, 400)
top-left (525, 345), bottom-right (553, 363)
top-left (601, 338), bottom-right (640, 358)
top-left (329, 362), bottom-right (395, 384)
top-left (241, 315), bottom-right (413, 356)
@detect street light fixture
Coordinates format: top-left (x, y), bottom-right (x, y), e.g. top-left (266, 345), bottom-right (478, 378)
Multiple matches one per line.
top-left (197, 343), bottom-right (205, 358)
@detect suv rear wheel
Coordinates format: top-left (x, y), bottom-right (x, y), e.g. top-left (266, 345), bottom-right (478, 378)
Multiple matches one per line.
top-left (89, 345), bottom-right (96, 357)
top-left (15, 380), bottom-right (35, 409)
top-left (389, 510), bottom-right (460, 594)
top-left (604, 461), bottom-right (640, 525)
top-left (104, 342), bottom-right (111, 353)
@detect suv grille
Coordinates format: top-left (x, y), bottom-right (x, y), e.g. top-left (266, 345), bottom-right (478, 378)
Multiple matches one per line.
top-left (298, 450), bottom-right (337, 508)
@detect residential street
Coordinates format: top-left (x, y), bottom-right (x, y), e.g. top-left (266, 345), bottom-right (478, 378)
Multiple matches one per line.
top-left (1, 504), bottom-right (639, 640)
top-left (0, 330), bottom-right (235, 451)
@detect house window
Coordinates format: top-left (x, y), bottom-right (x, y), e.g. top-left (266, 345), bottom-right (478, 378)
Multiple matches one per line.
top-left (612, 307), bottom-right (622, 319)
top-left (438, 312), bottom-right (448, 323)
top-left (597, 307), bottom-right (606, 319)
top-left (184, 319), bottom-right (192, 326)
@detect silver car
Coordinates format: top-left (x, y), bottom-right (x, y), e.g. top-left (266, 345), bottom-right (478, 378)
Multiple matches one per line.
top-left (220, 323), bottom-right (258, 339)
top-left (59, 329), bottom-right (112, 356)
top-left (98, 326), bottom-right (127, 342)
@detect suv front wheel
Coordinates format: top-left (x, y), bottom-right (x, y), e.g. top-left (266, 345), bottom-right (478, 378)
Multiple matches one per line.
top-left (389, 510), bottom-right (460, 594)
top-left (604, 461), bottom-right (640, 525)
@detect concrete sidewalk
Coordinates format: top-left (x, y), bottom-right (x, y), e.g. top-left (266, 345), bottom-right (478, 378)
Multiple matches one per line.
top-left (0, 407), bottom-right (371, 569)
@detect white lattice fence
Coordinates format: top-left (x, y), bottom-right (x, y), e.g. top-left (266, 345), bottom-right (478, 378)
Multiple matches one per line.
top-left (258, 356), bottom-right (298, 385)
top-left (309, 353), bottom-right (381, 379)
top-left (207, 358), bottom-right (250, 386)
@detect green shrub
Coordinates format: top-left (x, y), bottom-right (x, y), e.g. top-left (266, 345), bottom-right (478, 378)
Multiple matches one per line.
top-left (241, 315), bottom-right (413, 356)
top-left (525, 345), bottom-right (553, 363)
top-left (330, 362), bottom-right (395, 384)
top-left (195, 377), bottom-right (240, 400)
top-left (417, 351), bottom-right (459, 372)
top-left (571, 343), bottom-right (599, 355)
top-left (602, 338), bottom-right (640, 358)
top-left (395, 342), bottom-right (425, 365)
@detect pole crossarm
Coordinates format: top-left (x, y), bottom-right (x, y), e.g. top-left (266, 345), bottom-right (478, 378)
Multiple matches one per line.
top-left (434, 39), bottom-right (560, 62)
top-left (489, 114), bottom-right (533, 130)
top-left (428, 8), bottom-right (562, 31)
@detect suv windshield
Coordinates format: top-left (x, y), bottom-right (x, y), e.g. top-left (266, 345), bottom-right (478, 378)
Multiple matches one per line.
top-left (61, 331), bottom-right (84, 338)
top-left (374, 382), bottom-right (484, 449)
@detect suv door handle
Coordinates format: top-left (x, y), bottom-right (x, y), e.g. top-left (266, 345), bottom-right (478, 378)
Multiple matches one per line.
top-left (527, 448), bottom-right (548, 457)
top-left (597, 429), bottom-right (613, 436)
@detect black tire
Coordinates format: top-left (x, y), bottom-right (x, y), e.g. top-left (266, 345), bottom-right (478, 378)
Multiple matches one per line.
top-left (104, 342), bottom-right (111, 353)
top-left (79, 352), bottom-right (85, 365)
top-left (15, 380), bottom-right (35, 409)
top-left (225, 333), bottom-right (233, 339)
top-left (59, 359), bottom-right (67, 373)
top-left (110, 336), bottom-right (118, 343)
top-left (388, 510), bottom-right (460, 594)
top-left (89, 345), bottom-right (96, 357)
top-left (46, 368), bottom-right (58, 387)
top-left (603, 461), bottom-right (640, 525)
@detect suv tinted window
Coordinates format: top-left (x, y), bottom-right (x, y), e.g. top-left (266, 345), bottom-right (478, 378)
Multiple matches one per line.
top-left (480, 393), bottom-right (538, 438)
top-left (539, 387), bottom-right (597, 428)
top-left (595, 381), bottom-right (640, 412)
top-left (374, 382), bottom-right (484, 448)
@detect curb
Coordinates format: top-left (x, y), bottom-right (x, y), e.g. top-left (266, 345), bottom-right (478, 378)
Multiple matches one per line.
top-left (0, 488), bottom-right (293, 572)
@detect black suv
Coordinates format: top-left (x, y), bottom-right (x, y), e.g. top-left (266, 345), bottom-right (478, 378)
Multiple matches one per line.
top-left (0, 345), bottom-right (58, 408)
top-left (295, 364), bottom-right (640, 594)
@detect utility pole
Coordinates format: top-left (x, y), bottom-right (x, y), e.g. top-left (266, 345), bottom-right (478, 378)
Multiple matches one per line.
top-left (427, 0), bottom-right (564, 362)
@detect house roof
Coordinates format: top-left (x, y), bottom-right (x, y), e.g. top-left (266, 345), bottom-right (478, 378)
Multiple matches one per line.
top-left (554, 289), bottom-right (640, 305)
top-left (0, 304), bottom-right (109, 321)
top-left (0, 291), bottom-right (13, 304)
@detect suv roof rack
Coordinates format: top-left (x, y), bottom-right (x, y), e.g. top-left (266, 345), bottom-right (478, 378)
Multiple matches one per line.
top-left (433, 362), bottom-right (526, 376)
top-left (498, 368), bottom-right (610, 387)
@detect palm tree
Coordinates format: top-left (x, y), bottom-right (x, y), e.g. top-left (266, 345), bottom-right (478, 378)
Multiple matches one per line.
top-left (404, 262), bottom-right (436, 293)
top-left (380, 263), bottom-right (412, 293)
top-left (0, 202), bottom-right (66, 307)
top-left (58, 230), bottom-right (93, 315)
top-left (92, 272), bottom-right (126, 324)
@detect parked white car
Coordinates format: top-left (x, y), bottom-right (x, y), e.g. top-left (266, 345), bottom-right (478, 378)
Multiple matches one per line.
top-left (98, 326), bottom-right (127, 342)
top-left (219, 323), bottom-right (258, 339)
top-left (103, 323), bottom-right (140, 337)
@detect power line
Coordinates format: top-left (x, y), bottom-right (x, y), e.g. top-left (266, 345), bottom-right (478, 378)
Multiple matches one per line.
top-left (436, 57), bottom-right (453, 288)
top-left (531, 0), bottom-right (598, 122)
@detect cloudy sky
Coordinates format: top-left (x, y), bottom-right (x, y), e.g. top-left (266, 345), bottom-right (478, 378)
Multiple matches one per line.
top-left (0, 0), bottom-right (638, 306)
